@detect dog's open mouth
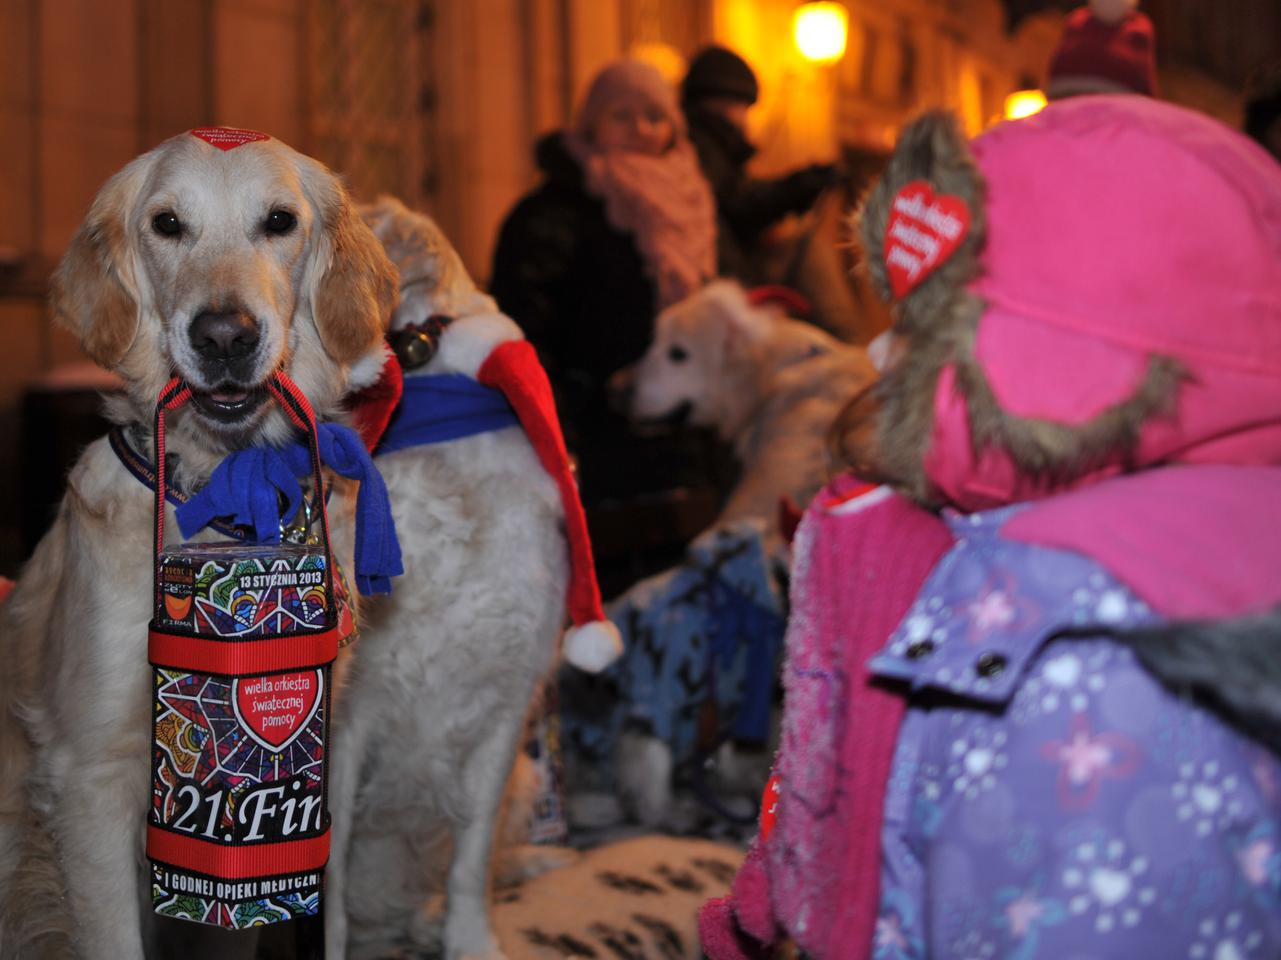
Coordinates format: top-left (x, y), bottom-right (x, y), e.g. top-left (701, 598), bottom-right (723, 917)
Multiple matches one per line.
top-left (635, 400), bottom-right (693, 431)
top-left (189, 383), bottom-right (270, 424)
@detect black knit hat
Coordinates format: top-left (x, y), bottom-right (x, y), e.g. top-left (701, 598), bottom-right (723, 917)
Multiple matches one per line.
top-left (681, 45), bottom-right (759, 106)
top-left (1245, 61), bottom-right (1281, 147)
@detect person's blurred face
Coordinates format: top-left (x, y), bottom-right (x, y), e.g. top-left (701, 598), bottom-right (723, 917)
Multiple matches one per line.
top-left (592, 92), bottom-right (674, 155)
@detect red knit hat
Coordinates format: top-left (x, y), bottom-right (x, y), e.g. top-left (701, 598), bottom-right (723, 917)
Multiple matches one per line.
top-left (1047, 0), bottom-right (1158, 99)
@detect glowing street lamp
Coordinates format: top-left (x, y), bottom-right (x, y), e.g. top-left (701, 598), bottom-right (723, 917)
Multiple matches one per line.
top-left (1004, 89), bottom-right (1048, 121)
top-left (793, 2), bottom-right (848, 65)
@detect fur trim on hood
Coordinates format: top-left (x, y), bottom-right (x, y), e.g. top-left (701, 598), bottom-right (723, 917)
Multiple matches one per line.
top-left (851, 97), bottom-right (1281, 511)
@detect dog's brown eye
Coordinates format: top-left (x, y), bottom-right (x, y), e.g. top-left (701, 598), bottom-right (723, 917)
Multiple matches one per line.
top-left (264, 209), bottom-right (297, 235)
top-left (668, 345), bottom-right (689, 363)
top-left (151, 212), bottom-right (181, 237)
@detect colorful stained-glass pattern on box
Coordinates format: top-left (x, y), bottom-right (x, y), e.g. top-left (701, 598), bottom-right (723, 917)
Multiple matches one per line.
top-left (150, 543), bottom-right (331, 929)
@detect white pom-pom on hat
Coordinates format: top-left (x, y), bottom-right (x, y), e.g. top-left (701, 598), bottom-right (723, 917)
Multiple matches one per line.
top-left (564, 621), bottom-right (624, 673)
top-left (1090, 0), bottom-right (1139, 25)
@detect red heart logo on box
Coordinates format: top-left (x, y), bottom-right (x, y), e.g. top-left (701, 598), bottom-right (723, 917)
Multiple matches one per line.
top-left (883, 180), bottom-right (971, 299)
top-left (233, 671), bottom-right (323, 752)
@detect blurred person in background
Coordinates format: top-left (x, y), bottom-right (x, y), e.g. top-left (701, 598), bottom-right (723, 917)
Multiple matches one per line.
top-left (490, 58), bottom-right (725, 521)
top-left (1044, 0), bottom-right (1158, 100)
top-left (680, 45), bottom-right (837, 286)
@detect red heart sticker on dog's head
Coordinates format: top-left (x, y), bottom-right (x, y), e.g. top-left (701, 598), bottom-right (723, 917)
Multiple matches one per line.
top-left (233, 671), bottom-right (323, 752)
top-left (883, 180), bottom-right (971, 299)
top-left (191, 127), bottom-right (271, 151)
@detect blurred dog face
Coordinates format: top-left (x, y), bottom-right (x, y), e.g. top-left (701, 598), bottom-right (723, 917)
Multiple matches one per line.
top-left (624, 282), bottom-right (771, 428)
top-left (51, 131), bottom-right (396, 442)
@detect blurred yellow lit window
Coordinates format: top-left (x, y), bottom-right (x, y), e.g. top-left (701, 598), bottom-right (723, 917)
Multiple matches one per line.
top-left (1004, 89), bottom-right (1048, 121)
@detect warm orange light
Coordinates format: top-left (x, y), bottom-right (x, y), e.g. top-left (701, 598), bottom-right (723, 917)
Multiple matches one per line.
top-left (1004, 89), bottom-right (1048, 121)
top-left (793, 2), bottom-right (848, 65)
top-left (629, 42), bottom-right (687, 87)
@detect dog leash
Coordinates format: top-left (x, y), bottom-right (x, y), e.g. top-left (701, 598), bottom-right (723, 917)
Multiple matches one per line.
top-left (110, 425), bottom-right (249, 541)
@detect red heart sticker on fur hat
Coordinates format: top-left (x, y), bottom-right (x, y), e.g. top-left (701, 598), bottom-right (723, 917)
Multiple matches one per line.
top-left (233, 671), bottom-right (323, 751)
top-left (884, 180), bottom-right (971, 299)
top-left (191, 127), bottom-right (270, 151)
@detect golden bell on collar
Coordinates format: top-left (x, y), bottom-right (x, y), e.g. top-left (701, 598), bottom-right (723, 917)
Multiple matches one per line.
top-left (389, 314), bottom-right (454, 370)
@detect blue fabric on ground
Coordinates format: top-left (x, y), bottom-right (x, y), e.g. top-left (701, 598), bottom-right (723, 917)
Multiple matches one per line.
top-left (560, 520), bottom-right (786, 787)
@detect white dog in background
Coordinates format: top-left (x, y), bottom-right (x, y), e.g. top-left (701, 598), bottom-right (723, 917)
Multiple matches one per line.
top-left (324, 197), bottom-right (612, 960)
top-left (607, 280), bottom-right (877, 828)
top-left (0, 131), bottom-right (395, 958)
top-left (621, 279), bottom-right (877, 555)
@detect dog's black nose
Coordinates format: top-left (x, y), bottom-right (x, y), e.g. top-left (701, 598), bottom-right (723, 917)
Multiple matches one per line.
top-left (189, 310), bottom-right (260, 361)
top-left (606, 366), bottom-right (635, 414)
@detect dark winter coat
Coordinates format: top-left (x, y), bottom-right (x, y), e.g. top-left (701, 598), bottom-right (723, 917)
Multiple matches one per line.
top-left (490, 133), bottom-right (729, 510)
top-left (490, 133), bottom-right (656, 426)
top-left (683, 104), bottom-right (835, 282)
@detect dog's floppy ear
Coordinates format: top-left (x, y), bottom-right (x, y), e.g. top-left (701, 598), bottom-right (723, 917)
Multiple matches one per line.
top-left (700, 280), bottom-right (769, 358)
top-left (301, 160), bottom-right (398, 363)
top-left (49, 157), bottom-right (151, 369)
top-left (359, 195), bottom-right (493, 320)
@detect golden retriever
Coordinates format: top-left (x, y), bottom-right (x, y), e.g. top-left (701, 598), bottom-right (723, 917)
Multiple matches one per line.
top-left (0, 129), bottom-right (395, 959)
top-left (622, 280), bottom-right (876, 555)
top-left (322, 197), bottom-right (583, 960)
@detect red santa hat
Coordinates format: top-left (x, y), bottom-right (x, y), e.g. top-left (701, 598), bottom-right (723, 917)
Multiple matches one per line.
top-left (1047, 0), bottom-right (1158, 100)
top-left (431, 312), bottom-right (624, 673)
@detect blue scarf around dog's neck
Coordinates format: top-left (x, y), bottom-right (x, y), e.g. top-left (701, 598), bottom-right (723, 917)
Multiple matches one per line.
top-left (170, 375), bottom-right (514, 595)
top-left (175, 422), bottom-right (403, 596)
top-left (374, 373), bottom-right (519, 455)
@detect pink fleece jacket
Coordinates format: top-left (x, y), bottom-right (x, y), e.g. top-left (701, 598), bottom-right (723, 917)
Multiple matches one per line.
top-left (701, 479), bottom-right (953, 958)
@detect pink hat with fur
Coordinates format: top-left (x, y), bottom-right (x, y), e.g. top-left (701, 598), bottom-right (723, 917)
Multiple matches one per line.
top-left (859, 95), bottom-right (1281, 511)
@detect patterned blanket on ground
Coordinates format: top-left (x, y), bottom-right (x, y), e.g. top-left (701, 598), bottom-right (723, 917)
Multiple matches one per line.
top-left (494, 836), bottom-right (743, 959)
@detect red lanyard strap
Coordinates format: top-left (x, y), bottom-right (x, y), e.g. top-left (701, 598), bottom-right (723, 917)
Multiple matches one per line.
top-left (151, 372), bottom-right (336, 618)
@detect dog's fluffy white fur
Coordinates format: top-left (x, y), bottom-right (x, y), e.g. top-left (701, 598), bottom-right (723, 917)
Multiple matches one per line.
top-left (612, 280), bottom-right (876, 827)
top-left (625, 279), bottom-right (877, 554)
top-left (323, 198), bottom-right (575, 960)
top-left (0, 132), bottom-right (395, 958)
